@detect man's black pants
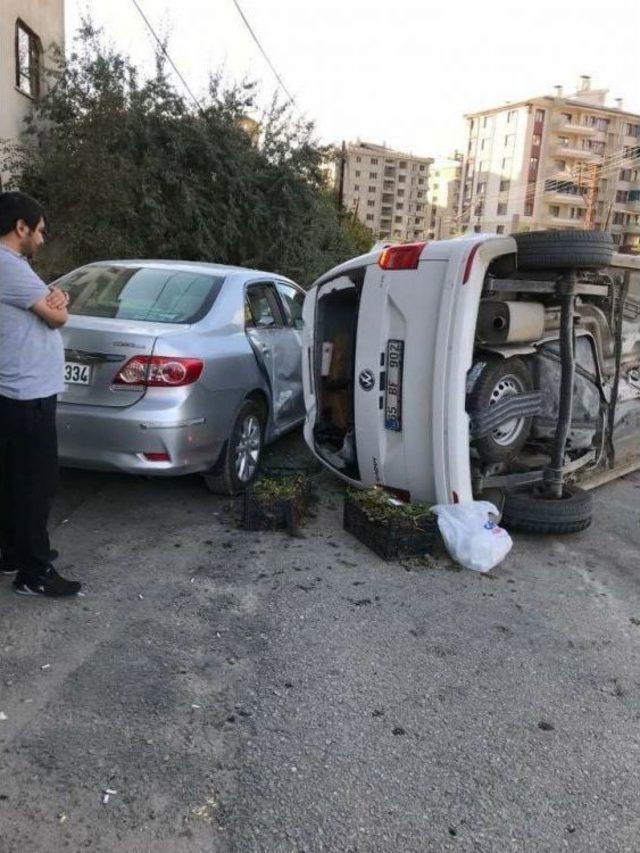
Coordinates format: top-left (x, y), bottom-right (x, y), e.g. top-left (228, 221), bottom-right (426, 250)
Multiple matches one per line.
top-left (0, 394), bottom-right (58, 581)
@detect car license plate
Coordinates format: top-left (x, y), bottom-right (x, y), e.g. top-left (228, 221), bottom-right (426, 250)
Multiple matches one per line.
top-left (385, 339), bottom-right (404, 431)
top-left (64, 361), bottom-right (92, 385)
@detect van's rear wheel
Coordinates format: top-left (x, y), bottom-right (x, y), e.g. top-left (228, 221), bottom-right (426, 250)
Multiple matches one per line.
top-left (514, 229), bottom-right (614, 271)
top-left (502, 485), bottom-right (593, 534)
top-left (468, 357), bottom-right (533, 463)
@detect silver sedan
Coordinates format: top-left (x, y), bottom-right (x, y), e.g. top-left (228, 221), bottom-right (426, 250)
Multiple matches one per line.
top-left (55, 260), bottom-right (306, 492)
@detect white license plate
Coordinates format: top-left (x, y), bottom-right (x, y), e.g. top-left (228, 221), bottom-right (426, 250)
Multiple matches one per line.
top-left (64, 362), bottom-right (92, 385)
top-left (384, 339), bottom-right (404, 431)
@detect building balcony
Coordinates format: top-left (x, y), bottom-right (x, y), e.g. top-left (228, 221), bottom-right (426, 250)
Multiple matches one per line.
top-left (625, 222), bottom-right (640, 235)
top-left (627, 200), bottom-right (640, 213)
top-left (543, 214), bottom-right (586, 227)
top-left (544, 191), bottom-right (587, 206)
top-left (554, 144), bottom-right (603, 163)
top-left (554, 120), bottom-right (597, 136)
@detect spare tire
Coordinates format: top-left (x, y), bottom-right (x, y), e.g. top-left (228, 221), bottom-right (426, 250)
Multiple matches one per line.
top-left (502, 484), bottom-right (593, 534)
top-left (514, 230), bottom-right (614, 271)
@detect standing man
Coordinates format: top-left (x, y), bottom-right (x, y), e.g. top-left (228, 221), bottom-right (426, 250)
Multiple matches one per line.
top-left (0, 191), bottom-right (81, 596)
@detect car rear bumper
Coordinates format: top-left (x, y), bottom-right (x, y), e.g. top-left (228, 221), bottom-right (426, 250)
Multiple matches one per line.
top-left (57, 395), bottom-right (227, 476)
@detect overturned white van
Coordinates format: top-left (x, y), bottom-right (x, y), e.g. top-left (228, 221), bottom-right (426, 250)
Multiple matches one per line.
top-left (302, 231), bottom-right (640, 533)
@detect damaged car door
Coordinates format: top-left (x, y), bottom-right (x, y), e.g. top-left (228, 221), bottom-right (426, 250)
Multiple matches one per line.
top-left (245, 281), bottom-right (304, 433)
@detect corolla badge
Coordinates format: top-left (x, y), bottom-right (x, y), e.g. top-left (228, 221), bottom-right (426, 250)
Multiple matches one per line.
top-left (358, 368), bottom-right (376, 391)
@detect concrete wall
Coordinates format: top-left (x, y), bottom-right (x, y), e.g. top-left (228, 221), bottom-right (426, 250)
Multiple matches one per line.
top-left (0, 0), bottom-right (64, 180)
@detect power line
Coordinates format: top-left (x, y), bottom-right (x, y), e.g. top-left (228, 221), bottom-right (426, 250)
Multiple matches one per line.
top-left (128, 0), bottom-right (205, 115)
top-left (230, 0), bottom-right (296, 105)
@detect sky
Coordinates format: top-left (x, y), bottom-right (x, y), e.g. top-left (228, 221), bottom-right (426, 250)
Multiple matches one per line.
top-left (66, 0), bottom-right (640, 158)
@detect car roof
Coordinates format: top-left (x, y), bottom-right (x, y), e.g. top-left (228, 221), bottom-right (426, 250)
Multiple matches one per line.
top-left (82, 259), bottom-right (293, 281)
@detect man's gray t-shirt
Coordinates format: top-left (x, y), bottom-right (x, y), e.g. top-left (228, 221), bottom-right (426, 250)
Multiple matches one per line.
top-left (0, 245), bottom-right (65, 400)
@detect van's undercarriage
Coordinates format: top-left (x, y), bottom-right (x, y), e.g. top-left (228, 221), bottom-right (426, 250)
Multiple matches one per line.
top-left (468, 231), bottom-right (640, 532)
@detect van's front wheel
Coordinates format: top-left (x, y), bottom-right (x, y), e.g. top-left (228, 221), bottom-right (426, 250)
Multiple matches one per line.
top-left (468, 357), bottom-right (534, 463)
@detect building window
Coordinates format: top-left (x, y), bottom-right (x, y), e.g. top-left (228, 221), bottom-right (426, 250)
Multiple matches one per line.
top-left (418, 177), bottom-right (425, 185)
top-left (549, 205), bottom-right (560, 217)
top-left (502, 157), bottom-right (512, 171)
top-left (366, 214), bottom-right (374, 221)
top-left (419, 164), bottom-right (425, 172)
top-left (499, 179), bottom-right (510, 192)
top-left (15, 19), bottom-right (41, 98)
top-left (482, 116), bottom-right (489, 129)
top-left (356, 156), bottom-right (361, 162)
top-left (532, 134), bottom-right (541, 147)
top-left (534, 109), bottom-right (545, 123)
top-left (616, 190), bottom-right (629, 203)
top-left (504, 134), bottom-right (515, 147)
top-left (353, 184), bottom-right (359, 191)
top-left (524, 201), bottom-right (534, 216)
top-left (473, 224), bottom-right (481, 233)
top-left (476, 181), bottom-right (486, 195)
top-left (367, 199), bottom-right (375, 207)
top-left (368, 186), bottom-right (376, 193)
top-left (586, 116), bottom-right (610, 131)
top-left (369, 172), bottom-right (378, 179)
top-left (620, 169), bottom-right (632, 181)
top-left (625, 124), bottom-right (640, 138)
top-left (530, 157), bottom-right (539, 170)
top-left (397, 189), bottom-right (405, 197)
top-left (496, 225), bottom-right (505, 234)
top-left (394, 216), bottom-right (402, 223)
top-left (399, 161), bottom-right (407, 169)
top-left (370, 157), bottom-right (379, 164)
top-left (396, 203), bottom-right (404, 210)
top-left (398, 175), bottom-right (406, 183)
top-left (556, 160), bottom-right (567, 171)
top-left (507, 110), bottom-right (517, 123)
top-left (480, 139), bottom-right (487, 151)
top-left (416, 203), bottom-right (423, 212)
top-left (561, 113), bottom-right (573, 124)
top-left (497, 202), bottom-right (507, 215)
top-left (355, 170), bottom-right (360, 177)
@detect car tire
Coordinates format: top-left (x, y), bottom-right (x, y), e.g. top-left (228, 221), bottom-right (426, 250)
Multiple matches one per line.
top-left (468, 357), bottom-right (533, 463)
top-left (202, 400), bottom-right (265, 495)
top-left (514, 229), bottom-right (614, 271)
top-left (502, 484), bottom-right (593, 534)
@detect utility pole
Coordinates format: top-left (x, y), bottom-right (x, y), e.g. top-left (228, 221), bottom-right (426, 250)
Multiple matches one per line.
top-left (337, 140), bottom-right (346, 215)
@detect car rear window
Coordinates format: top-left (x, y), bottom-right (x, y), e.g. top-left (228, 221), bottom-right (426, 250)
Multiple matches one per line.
top-left (58, 265), bottom-right (225, 324)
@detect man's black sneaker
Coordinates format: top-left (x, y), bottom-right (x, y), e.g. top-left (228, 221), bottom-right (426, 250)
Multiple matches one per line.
top-left (1, 549), bottom-right (59, 577)
top-left (14, 565), bottom-right (81, 597)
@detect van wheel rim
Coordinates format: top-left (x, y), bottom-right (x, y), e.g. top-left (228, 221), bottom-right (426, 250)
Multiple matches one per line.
top-left (489, 374), bottom-right (526, 446)
top-left (235, 415), bottom-right (261, 482)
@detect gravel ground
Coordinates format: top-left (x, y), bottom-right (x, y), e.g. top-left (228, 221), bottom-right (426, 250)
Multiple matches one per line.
top-left (1, 431), bottom-right (640, 852)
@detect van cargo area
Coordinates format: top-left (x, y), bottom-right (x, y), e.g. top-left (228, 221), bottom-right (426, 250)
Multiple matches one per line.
top-left (313, 272), bottom-right (362, 478)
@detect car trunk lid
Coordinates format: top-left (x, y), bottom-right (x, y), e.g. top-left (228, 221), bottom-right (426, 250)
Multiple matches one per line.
top-left (60, 316), bottom-right (183, 407)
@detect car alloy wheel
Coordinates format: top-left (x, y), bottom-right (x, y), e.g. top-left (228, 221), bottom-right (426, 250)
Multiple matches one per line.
top-left (234, 414), bottom-right (262, 483)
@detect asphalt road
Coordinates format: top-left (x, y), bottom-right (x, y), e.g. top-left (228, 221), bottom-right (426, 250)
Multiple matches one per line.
top-left (1, 432), bottom-right (640, 852)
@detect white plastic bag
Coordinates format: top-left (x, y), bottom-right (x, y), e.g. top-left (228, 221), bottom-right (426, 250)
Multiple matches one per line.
top-left (431, 501), bottom-right (512, 573)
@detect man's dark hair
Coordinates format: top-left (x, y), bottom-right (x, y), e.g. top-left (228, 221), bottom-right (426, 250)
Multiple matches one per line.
top-left (0, 191), bottom-right (45, 237)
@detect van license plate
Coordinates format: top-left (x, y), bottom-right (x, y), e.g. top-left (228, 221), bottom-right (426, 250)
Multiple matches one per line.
top-left (385, 339), bottom-right (404, 431)
top-left (64, 362), bottom-right (92, 385)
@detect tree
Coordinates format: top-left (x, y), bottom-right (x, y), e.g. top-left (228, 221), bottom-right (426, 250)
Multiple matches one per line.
top-left (1, 24), bottom-right (372, 285)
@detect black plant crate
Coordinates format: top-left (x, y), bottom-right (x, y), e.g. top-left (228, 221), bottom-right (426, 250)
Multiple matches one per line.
top-left (343, 489), bottom-right (438, 561)
top-left (241, 474), bottom-right (310, 535)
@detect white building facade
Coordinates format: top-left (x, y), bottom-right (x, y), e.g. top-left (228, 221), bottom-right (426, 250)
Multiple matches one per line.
top-left (460, 78), bottom-right (640, 251)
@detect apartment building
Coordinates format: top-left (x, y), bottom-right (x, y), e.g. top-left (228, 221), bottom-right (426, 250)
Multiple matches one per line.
top-left (460, 77), bottom-right (640, 251)
top-left (426, 153), bottom-right (462, 239)
top-left (337, 141), bottom-right (432, 241)
top-left (0, 0), bottom-right (65, 186)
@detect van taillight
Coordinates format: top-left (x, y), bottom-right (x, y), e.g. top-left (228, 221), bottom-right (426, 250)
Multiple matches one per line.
top-left (113, 356), bottom-right (203, 387)
top-left (378, 242), bottom-right (427, 271)
top-left (462, 243), bottom-right (482, 284)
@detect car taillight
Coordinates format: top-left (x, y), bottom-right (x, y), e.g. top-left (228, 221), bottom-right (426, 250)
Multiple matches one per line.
top-left (378, 241), bottom-right (427, 270)
top-left (113, 356), bottom-right (203, 387)
top-left (143, 452), bottom-right (171, 462)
